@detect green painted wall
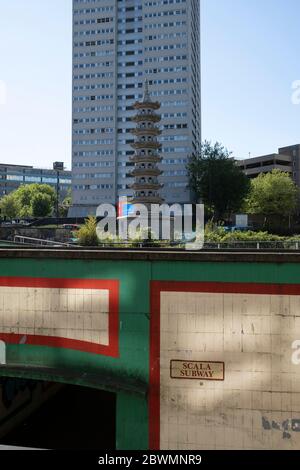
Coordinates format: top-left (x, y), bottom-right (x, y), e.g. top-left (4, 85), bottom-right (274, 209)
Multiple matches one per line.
top-left (0, 256), bottom-right (300, 449)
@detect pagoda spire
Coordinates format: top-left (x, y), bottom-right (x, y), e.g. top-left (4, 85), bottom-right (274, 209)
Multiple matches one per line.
top-left (143, 79), bottom-right (151, 103)
top-left (129, 82), bottom-right (164, 205)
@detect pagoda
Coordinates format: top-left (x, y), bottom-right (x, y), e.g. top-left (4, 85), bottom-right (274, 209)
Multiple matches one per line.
top-left (129, 81), bottom-right (164, 205)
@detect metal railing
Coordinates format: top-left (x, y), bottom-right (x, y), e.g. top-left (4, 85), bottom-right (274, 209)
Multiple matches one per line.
top-left (5, 237), bottom-right (300, 251)
top-left (13, 235), bottom-right (72, 247)
top-left (203, 241), bottom-right (300, 250)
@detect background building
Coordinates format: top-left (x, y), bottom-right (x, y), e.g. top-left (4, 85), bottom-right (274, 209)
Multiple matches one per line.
top-left (71, 0), bottom-right (201, 216)
top-left (0, 163), bottom-right (71, 201)
top-left (237, 144), bottom-right (300, 186)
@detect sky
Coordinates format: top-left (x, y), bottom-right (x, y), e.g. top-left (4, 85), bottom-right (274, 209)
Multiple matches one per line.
top-left (0, 0), bottom-right (299, 170)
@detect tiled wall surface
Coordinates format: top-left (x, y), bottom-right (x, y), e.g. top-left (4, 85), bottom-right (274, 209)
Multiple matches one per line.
top-left (0, 287), bottom-right (109, 345)
top-left (160, 291), bottom-right (300, 449)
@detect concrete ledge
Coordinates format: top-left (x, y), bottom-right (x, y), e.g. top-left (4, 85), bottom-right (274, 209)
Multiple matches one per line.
top-left (0, 365), bottom-right (147, 396)
top-left (1, 247), bottom-right (300, 263)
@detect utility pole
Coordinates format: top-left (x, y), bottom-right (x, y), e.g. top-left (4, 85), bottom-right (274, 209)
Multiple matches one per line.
top-left (53, 162), bottom-right (64, 219)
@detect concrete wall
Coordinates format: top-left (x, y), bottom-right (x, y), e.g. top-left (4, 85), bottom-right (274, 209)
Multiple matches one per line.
top-left (156, 287), bottom-right (300, 449)
top-left (0, 249), bottom-right (300, 449)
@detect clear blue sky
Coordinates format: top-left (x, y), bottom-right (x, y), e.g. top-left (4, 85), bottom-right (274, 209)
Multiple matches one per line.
top-left (0, 0), bottom-right (299, 170)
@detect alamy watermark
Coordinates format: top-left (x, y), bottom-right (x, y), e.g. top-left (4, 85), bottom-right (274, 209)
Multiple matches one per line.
top-left (292, 339), bottom-right (300, 365)
top-left (0, 80), bottom-right (7, 106)
top-left (291, 80), bottom-right (300, 105)
top-left (96, 200), bottom-right (204, 250)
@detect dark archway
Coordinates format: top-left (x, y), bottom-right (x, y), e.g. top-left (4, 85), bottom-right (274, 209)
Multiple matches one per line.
top-left (0, 379), bottom-right (116, 450)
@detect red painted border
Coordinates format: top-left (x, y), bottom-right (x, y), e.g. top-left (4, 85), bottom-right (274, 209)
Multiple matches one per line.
top-left (0, 277), bottom-right (119, 358)
top-left (149, 280), bottom-right (300, 450)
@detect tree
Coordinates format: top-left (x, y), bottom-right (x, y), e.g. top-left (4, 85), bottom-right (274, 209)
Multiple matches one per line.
top-left (246, 169), bottom-right (299, 218)
top-left (59, 189), bottom-right (72, 217)
top-left (0, 194), bottom-right (19, 219)
top-left (31, 193), bottom-right (53, 217)
top-left (13, 184), bottom-right (56, 217)
top-left (187, 141), bottom-right (250, 219)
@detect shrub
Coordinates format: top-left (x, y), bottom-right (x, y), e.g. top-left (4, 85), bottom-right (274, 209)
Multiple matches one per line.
top-left (76, 216), bottom-right (99, 246)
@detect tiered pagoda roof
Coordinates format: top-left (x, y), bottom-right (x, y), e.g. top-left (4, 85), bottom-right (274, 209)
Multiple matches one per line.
top-left (128, 81), bottom-right (164, 205)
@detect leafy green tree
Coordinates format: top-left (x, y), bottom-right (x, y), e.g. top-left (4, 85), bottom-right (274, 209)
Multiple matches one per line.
top-left (59, 188), bottom-right (72, 217)
top-left (0, 194), bottom-right (19, 219)
top-left (187, 141), bottom-right (250, 219)
top-left (13, 184), bottom-right (56, 217)
top-left (246, 170), bottom-right (299, 217)
top-left (31, 193), bottom-right (53, 217)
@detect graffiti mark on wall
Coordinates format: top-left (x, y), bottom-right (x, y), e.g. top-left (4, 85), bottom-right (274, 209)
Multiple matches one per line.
top-left (262, 416), bottom-right (300, 439)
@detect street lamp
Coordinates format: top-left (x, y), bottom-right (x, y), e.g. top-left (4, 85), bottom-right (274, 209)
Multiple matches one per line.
top-left (53, 162), bottom-right (64, 219)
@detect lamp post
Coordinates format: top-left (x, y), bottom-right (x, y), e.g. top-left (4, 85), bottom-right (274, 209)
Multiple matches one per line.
top-left (53, 162), bottom-right (64, 219)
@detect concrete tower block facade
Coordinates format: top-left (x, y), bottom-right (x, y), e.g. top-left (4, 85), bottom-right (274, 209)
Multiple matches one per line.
top-left (71, 0), bottom-right (201, 217)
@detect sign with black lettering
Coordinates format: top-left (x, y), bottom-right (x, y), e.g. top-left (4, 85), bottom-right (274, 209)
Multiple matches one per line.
top-left (170, 360), bottom-right (225, 381)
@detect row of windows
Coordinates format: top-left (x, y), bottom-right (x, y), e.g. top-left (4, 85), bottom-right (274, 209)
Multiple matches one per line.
top-left (6, 175), bottom-right (71, 184)
top-left (161, 100), bottom-right (188, 107)
top-left (74, 38), bottom-right (114, 47)
top-left (73, 72), bottom-right (113, 80)
top-left (145, 66), bottom-right (187, 74)
top-left (73, 105), bottom-right (114, 113)
top-left (145, 43), bottom-right (187, 52)
top-left (118, 17), bottom-right (142, 24)
top-left (74, 0), bottom-right (111, 4)
top-left (74, 28), bottom-right (114, 37)
top-left (74, 17), bottom-right (113, 26)
top-left (74, 116), bottom-right (114, 124)
top-left (164, 158), bottom-right (187, 164)
top-left (145, 21), bottom-right (186, 29)
top-left (118, 72), bottom-right (143, 78)
top-left (117, 5), bottom-right (142, 13)
top-left (160, 135), bottom-right (189, 142)
top-left (73, 128), bottom-right (114, 135)
top-left (163, 123), bottom-right (188, 129)
top-left (73, 95), bottom-right (114, 102)
top-left (117, 83), bottom-right (142, 90)
top-left (117, 28), bottom-right (143, 35)
top-left (74, 173), bottom-right (113, 180)
top-left (145, 0), bottom-right (186, 5)
top-left (162, 147), bottom-right (190, 153)
top-left (117, 60), bottom-right (143, 67)
top-left (74, 62), bottom-right (113, 69)
top-left (145, 9), bottom-right (186, 18)
top-left (145, 55), bottom-right (187, 63)
top-left (162, 112), bottom-right (187, 118)
top-left (74, 83), bottom-right (113, 91)
top-left (74, 139), bottom-right (113, 145)
top-left (164, 170), bottom-right (187, 176)
top-left (150, 77), bottom-right (187, 86)
top-left (117, 50), bottom-right (143, 57)
top-left (118, 39), bottom-right (142, 46)
top-left (146, 32), bottom-right (187, 41)
top-left (73, 150), bottom-right (114, 157)
top-left (73, 184), bottom-right (113, 190)
top-left (166, 182), bottom-right (187, 188)
top-left (118, 93), bottom-right (142, 101)
top-left (152, 89), bottom-right (187, 96)
top-left (74, 162), bottom-right (114, 168)
top-left (74, 6), bottom-right (114, 15)
top-left (74, 50), bottom-right (114, 58)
